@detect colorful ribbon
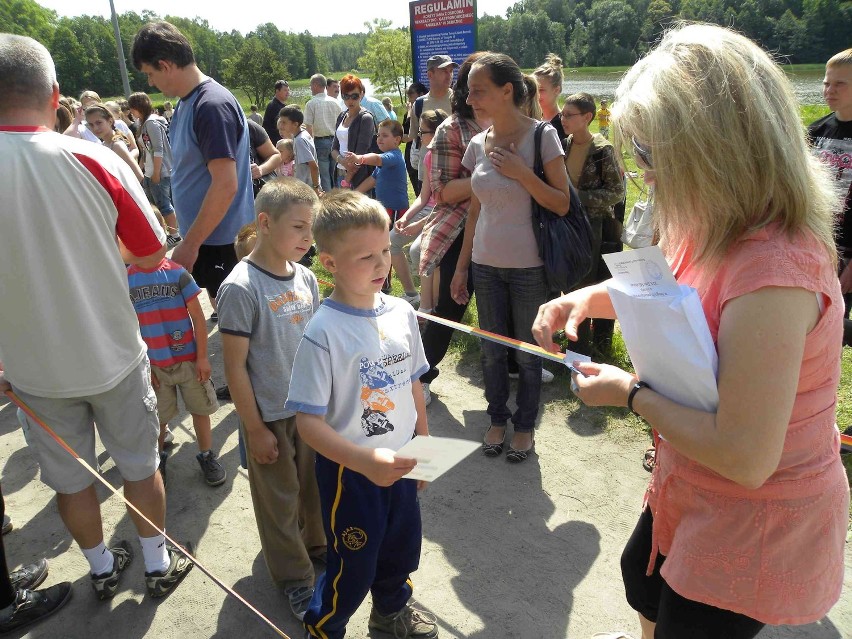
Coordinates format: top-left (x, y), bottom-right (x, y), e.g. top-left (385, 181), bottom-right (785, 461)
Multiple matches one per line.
top-left (4, 389), bottom-right (291, 639)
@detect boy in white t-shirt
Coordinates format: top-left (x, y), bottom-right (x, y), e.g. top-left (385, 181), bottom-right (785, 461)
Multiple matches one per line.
top-left (285, 190), bottom-right (438, 639)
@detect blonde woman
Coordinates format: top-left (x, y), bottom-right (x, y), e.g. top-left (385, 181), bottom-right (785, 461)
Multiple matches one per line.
top-left (532, 53), bottom-right (565, 139)
top-left (533, 24), bottom-right (848, 638)
top-left (84, 103), bottom-right (144, 182)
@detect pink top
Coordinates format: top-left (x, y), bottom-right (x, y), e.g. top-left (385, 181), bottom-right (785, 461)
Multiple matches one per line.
top-left (423, 151), bottom-right (436, 208)
top-left (280, 160), bottom-right (295, 177)
top-left (646, 224), bottom-right (849, 625)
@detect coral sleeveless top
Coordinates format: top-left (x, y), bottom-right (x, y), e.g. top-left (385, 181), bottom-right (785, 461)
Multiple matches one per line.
top-left (646, 224), bottom-right (849, 625)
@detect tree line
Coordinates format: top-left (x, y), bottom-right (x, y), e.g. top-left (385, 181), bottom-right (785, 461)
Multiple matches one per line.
top-left (483, 0), bottom-right (851, 68)
top-left (1, 0), bottom-right (849, 99)
top-left (1, 0), bottom-right (368, 98)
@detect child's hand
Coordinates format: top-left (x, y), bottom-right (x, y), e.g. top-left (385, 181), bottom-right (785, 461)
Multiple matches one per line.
top-left (401, 218), bottom-right (426, 237)
top-left (196, 357), bottom-right (211, 383)
top-left (394, 218), bottom-right (408, 234)
top-left (417, 480), bottom-right (429, 492)
top-left (246, 426), bottom-right (279, 464)
top-left (363, 448), bottom-right (416, 486)
top-left (150, 371), bottom-right (160, 391)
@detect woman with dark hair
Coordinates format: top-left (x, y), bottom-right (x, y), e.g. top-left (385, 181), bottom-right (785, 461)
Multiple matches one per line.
top-left (450, 53), bottom-right (571, 462)
top-left (415, 52), bottom-right (489, 407)
top-left (84, 102), bottom-right (144, 183)
top-left (560, 92), bottom-right (625, 353)
top-left (331, 74), bottom-right (376, 190)
top-left (128, 91), bottom-right (181, 246)
top-left (403, 81), bottom-right (428, 195)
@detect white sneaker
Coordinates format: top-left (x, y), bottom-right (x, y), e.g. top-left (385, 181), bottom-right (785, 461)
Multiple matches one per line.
top-left (422, 383), bottom-right (432, 407)
top-left (508, 368), bottom-right (555, 383)
top-left (401, 292), bottom-right (421, 307)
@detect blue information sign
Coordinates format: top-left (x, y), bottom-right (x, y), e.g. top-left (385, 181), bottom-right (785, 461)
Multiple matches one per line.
top-left (409, 0), bottom-right (478, 87)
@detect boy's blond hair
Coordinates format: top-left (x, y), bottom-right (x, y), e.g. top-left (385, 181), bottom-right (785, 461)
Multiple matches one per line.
top-left (234, 221), bottom-right (257, 260)
top-left (314, 190), bottom-right (389, 253)
top-left (255, 177), bottom-right (319, 222)
top-left (827, 48), bottom-right (852, 68)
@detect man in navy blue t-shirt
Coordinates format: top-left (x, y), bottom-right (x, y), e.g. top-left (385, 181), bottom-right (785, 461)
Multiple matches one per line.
top-left (132, 21), bottom-right (254, 317)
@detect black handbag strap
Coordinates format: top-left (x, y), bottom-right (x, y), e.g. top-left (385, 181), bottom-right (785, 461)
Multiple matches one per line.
top-left (533, 121), bottom-right (546, 180)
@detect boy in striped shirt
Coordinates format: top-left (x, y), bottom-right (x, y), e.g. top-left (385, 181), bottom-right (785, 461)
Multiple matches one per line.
top-left (128, 211), bottom-right (225, 487)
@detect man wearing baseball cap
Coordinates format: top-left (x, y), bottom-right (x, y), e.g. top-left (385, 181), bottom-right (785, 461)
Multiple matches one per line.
top-left (411, 55), bottom-right (458, 186)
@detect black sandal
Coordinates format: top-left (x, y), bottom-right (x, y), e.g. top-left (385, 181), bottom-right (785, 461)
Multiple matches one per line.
top-left (482, 426), bottom-right (505, 457)
top-left (506, 434), bottom-right (534, 463)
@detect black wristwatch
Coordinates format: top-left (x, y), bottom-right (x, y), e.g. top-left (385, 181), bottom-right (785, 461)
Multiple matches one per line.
top-left (628, 381), bottom-right (651, 416)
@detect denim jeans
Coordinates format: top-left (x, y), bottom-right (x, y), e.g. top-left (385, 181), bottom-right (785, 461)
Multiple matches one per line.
top-left (314, 136), bottom-right (333, 192)
top-left (472, 263), bottom-right (548, 432)
top-left (143, 175), bottom-right (174, 215)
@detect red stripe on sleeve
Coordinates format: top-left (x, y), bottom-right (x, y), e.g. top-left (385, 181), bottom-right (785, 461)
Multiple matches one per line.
top-left (73, 152), bottom-right (164, 257)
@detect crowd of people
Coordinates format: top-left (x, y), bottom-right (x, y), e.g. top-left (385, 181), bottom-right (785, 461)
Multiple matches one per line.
top-left (0, 17), bottom-right (850, 639)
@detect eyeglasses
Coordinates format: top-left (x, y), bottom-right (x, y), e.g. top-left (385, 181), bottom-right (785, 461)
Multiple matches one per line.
top-left (342, 93), bottom-right (360, 101)
top-left (420, 129), bottom-right (434, 136)
top-left (560, 111), bottom-right (583, 119)
top-left (632, 136), bottom-right (653, 169)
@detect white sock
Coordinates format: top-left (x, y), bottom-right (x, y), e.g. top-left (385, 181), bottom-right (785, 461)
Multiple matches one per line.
top-left (139, 534), bottom-right (170, 574)
top-left (169, 232), bottom-right (180, 238)
top-left (82, 541), bottom-right (115, 576)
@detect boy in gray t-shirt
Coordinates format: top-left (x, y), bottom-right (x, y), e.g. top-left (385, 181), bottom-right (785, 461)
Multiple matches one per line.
top-left (277, 105), bottom-right (321, 194)
top-left (217, 178), bottom-right (324, 621)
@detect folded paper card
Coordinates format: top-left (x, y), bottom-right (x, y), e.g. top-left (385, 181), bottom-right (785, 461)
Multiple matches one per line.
top-left (395, 436), bottom-right (481, 482)
top-left (603, 246), bottom-right (719, 412)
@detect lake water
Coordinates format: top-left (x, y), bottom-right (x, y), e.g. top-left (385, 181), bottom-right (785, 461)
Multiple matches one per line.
top-left (292, 70), bottom-right (826, 106)
top-left (561, 68), bottom-right (826, 105)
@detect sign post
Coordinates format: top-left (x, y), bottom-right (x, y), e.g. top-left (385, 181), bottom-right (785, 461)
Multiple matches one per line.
top-left (409, 0), bottom-right (478, 87)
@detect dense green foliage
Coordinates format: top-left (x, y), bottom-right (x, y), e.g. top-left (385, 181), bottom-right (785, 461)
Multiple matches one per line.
top-left (0, 0), bottom-right (368, 97)
top-left (482, 0), bottom-right (851, 67)
top-left (357, 20), bottom-right (413, 105)
top-left (2, 0), bottom-right (849, 98)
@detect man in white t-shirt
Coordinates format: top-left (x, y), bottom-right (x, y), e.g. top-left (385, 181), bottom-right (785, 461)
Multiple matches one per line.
top-left (0, 34), bottom-right (194, 607)
top-left (304, 73), bottom-right (343, 192)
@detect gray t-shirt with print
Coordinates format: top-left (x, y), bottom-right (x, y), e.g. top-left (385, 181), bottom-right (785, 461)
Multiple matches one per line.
top-left (217, 259), bottom-right (319, 421)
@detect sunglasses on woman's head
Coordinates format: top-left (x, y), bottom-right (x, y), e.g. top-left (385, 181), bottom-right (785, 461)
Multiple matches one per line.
top-left (632, 136), bottom-right (653, 169)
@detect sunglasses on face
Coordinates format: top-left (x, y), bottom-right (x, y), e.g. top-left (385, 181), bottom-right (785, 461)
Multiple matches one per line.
top-left (632, 136), bottom-right (653, 169)
top-left (342, 93), bottom-right (360, 101)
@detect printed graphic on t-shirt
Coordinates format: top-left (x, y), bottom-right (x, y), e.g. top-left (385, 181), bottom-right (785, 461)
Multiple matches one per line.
top-left (358, 353), bottom-right (412, 437)
top-left (265, 290), bottom-right (314, 324)
top-left (812, 134), bottom-right (852, 229)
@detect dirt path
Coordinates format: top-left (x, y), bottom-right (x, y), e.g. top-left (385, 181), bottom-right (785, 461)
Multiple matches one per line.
top-left (0, 315), bottom-right (850, 639)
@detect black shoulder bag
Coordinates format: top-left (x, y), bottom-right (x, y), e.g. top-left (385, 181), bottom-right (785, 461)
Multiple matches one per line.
top-left (531, 122), bottom-right (594, 292)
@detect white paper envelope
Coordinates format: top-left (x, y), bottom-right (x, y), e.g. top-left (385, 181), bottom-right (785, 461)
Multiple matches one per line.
top-left (607, 284), bottom-right (719, 412)
top-left (395, 436), bottom-right (480, 482)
